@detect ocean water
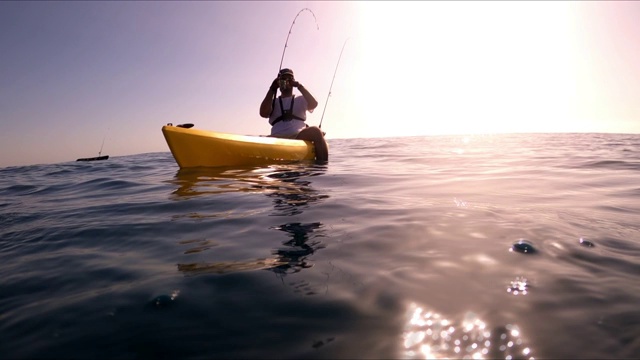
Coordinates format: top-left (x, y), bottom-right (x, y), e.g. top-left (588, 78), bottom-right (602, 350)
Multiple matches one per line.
top-left (1, 133), bottom-right (639, 359)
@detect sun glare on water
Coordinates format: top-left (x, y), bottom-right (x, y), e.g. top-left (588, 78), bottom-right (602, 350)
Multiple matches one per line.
top-left (350, 1), bottom-right (576, 137)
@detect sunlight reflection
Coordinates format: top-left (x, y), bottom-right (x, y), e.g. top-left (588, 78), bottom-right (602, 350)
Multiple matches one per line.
top-left (454, 197), bottom-right (468, 207)
top-left (403, 303), bottom-right (535, 359)
top-left (452, 136), bottom-right (471, 155)
top-left (507, 277), bottom-right (529, 296)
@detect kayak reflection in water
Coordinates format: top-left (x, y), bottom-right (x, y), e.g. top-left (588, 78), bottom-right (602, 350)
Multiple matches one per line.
top-left (263, 165), bottom-right (329, 217)
top-left (270, 222), bottom-right (326, 276)
top-left (259, 68), bottom-right (329, 162)
top-left (173, 164), bottom-right (330, 277)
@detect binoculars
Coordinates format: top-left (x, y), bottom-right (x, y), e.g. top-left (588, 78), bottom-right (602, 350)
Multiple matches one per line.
top-left (279, 79), bottom-right (291, 88)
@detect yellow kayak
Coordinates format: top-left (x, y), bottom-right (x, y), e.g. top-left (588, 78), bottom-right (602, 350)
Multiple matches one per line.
top-left (162, 124), bottom-right (315, 168)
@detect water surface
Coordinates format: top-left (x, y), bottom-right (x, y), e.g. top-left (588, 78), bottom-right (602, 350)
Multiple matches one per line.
top-left (1, 133), bottom-right (639, 359)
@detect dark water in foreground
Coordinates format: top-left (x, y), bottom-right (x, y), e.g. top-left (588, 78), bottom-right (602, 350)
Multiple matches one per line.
top-left (1, 133), bottom-right (640, 359)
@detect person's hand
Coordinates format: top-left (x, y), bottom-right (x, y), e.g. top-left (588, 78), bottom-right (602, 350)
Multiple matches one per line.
top-left (291, 80), bottom-right (303, 89)
top-left (270, 78), bottom-right (279, 92)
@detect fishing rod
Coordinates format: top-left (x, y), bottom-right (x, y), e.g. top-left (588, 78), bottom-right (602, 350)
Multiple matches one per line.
top-left (319, 38), bottom-right (349, 129)
top-left (270, 8), bottom-right (319, 115)
top-left (278, 8), bottom-right (319, 72)
top-left (98, 130), bottom-right (108, 157)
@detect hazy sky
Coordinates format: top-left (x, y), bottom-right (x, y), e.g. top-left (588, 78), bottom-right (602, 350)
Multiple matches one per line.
top-left (1, 1), bottom-right (639, 167)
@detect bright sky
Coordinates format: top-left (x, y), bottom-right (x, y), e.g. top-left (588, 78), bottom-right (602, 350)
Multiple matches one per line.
top-left (1, 1), bottom-right (639, 167)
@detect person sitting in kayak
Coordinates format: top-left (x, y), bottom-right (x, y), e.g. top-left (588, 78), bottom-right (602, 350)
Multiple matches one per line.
top-left (259, 68), bottom-right (329, 162)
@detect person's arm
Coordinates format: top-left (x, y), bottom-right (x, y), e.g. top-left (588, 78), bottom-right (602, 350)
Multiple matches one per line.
top-left (260, 79), bottom-right (279, 118)
top-left (294, 82), bottom-right (318, 111)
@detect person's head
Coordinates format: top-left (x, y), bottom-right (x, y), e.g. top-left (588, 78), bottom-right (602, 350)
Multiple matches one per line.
top-left (278, 68), bottom-right (295, 93)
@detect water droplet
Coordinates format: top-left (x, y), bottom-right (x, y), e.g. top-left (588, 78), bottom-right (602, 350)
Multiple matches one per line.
top-left (147, 294), bottom-right (175, 309)
top-left (510, 239), bottom-right (537, 254)
top-left (579, 237), bottom-right (595, 248)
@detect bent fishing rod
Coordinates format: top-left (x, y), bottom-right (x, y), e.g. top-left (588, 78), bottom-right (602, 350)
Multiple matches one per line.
top-left (271, 8), bottom-right (319, 114)
top-left (278, 8), bottom-right (319, 73)
top-left (319, 38), bottom-right (349, 129)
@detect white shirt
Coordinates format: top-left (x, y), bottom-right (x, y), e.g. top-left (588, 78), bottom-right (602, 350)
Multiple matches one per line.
top-left (269, 95), bottom-right (313, 138)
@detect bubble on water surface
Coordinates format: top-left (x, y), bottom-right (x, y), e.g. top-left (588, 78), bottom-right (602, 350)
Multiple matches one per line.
top-left (147, 290), bottom-right (180, 309)
top-left (148, 295), bottom-right (173, 309)
top-left (579, 237), bottom-right (595, 248)
top-left (510, 239), bottom-right (537, 254)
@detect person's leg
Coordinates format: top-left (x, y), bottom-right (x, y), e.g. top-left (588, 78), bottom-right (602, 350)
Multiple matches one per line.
top-left (296, 126), bottom-right (328, 162)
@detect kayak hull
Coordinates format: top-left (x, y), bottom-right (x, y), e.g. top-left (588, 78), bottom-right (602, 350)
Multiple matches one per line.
top-left (162, 125), bottom-right (315, 168)
top-left (77, 155), bottom-right (109, 161)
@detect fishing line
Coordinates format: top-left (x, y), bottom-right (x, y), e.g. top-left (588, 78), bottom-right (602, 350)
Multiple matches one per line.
top-left (278, 8), bottom-right (319, 72)
top-left (319, 38), bottom-right (349, 129)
